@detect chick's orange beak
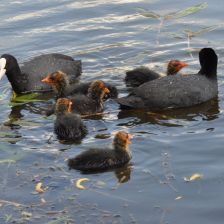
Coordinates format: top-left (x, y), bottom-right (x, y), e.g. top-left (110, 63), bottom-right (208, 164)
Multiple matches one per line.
top-left (104, 87), bottom-right (110, 94)
top-left (41, 76), bottom-right (51, 84)
top-left (177, 61), bottom-right (188, 71)
top-left (68, 101), bottom-right (73, 113)
top-left (127, 134), bottom-right (133, 144)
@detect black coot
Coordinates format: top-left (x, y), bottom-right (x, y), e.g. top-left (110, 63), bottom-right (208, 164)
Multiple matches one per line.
top-left (117, 48), bottom-right (218, 110)
top-left (0, 54), bottom-right (81, 94)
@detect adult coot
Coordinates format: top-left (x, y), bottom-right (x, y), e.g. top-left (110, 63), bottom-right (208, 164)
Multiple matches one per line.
top-left (68, 131), bottom-right (132, 171)
top-left (54, 98), bottom-right (87, 142)
top-left (125, 60), bottom-right (188, 87)
top-left (116, 48), bottom-right (218, 110)
top-left (41, 70), bottom-right (118, 99)
top-left (0, 53), bottom-right (81, 94)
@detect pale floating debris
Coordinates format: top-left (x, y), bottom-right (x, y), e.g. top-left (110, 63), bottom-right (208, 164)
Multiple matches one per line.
top-left (190, 173), bottom-right (203, 181)
top-left (41, 198), bottom-right (46, 204)
top-left (0, 159), bottom-right (16, 164)
top-left (75, 178), bottom-right (90, 190)
top-left (96, 180), bottom-right (106, 187)
top-left (119, 176), bottom-right (127, 183)
top-left (35, 182), bottom-right (47, 193)
top-left (184, 173), bottom-right (203, 182)
top-left (21, 211), bottom-right (32, 219)
top-left (175, 196), bottom-right (183, 200)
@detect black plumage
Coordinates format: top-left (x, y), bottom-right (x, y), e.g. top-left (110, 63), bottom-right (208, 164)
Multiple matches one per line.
top-left (42, 70), bottom-right (118, 99)
top-left (54, 98), bottom-right (87, 142)
top-left (0, 54), bottom-right (81, 94)
top-left (125, 60), bottom-right (188, 87)
top-left (117, 48), bottom-right (218, 110)
top-left (54, 114), bottom-right (87, 142)
top-left (68, 80), bottom-right (110, 115)
top-left (68, 131), bottom-right (132, 171)
top-left (45, 80), bottom-right (110, 116)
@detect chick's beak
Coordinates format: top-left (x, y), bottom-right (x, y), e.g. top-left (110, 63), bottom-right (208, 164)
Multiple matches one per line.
top-left (68, 101), bottom-right (73, 113)
top-left (127, 134), bottom-right (133, 144)
top-left (41, 76), bottom-right (51, 84)
top-left (177, 61), bottom-right (188, 71)
top-left (104, 87), bottom-right (110, 94)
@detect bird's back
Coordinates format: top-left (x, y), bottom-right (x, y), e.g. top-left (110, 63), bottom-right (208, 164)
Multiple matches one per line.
top-left (20, 54), bottom-right (81, 92)
top-left (118, 74), bottom-right (218, 109)
top-left (125, 66), bottom-right (160, 87)
top-left (68, 148), bottom-right (131, 171)
top-left (54, 113), bottom-right (86, 140)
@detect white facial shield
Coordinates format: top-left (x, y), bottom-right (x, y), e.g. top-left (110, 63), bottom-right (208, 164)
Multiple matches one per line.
top-left (0, 58), bottom-right (6, 80)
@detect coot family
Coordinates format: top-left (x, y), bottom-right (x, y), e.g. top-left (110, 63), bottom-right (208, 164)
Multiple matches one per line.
top-left (117, 48), bottom-right (218, 110)
top-left (0, 53), bottom-right (81, 94)
top-left (42, 70), bottom-right (118, 99)
top-left (125, 60), bottom-right (188, 87)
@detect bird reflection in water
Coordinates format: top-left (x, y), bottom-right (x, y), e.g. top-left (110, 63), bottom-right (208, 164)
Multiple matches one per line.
top-left (117, 97), bottom-right (219, 127)
top-left (69, 164), bottom-right (132, 184)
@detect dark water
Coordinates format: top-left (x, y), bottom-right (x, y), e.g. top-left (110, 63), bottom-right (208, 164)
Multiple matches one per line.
top-left (0, 0), bottom-right (224, 223)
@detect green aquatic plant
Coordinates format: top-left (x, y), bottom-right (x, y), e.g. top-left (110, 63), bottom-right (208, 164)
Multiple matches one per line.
top-left (183, 25), bottom-right (222, 49)
top-left (138, 2), bottom-right (208, 33)
top-left (170, 25), bottom-right (222, 53)
top-left (10, 92), bottom-right (45, 106)
top-left (4, 214), bottom-right (13, 223)
top-left (138, 2), bottom-right (208, 21)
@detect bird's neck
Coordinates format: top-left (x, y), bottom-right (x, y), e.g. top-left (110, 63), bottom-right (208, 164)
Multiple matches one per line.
top-left (56, 109), bottom-right (70, 116)
top-left (7, 66), bottom-right (23, 94)
top-left (88, 92), bottom-right (103, 105)
top-left (114, 142), bottom-right (129, 152)
top-left (55, 79), bottom-right (69, 97)
top-left (167, 67), bottom-right (176, 76)
top-left (199, 67), bottom-right (217, 79)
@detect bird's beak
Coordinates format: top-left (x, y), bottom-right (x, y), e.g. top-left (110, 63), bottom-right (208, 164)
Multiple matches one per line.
top-left (104, 87), bottom-right (110, 94)
top-left (178, 61), bottom-right (188, 71)
top-left (41, 76), bottom-right (51, 84)
top-left (0, 58), bottom-right (6, 80)
top-left (127, 134), bottom-right (133, 144)
top-left (68, 101), bottom-right (73, 113)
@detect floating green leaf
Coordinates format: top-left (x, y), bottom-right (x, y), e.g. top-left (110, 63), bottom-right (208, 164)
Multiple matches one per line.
top-left (47, 216), bottom-right (69, 224)
top-left (10, 92), bottom-right (45, 106)
top-left (12, 119), bottom-right (40, 127)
